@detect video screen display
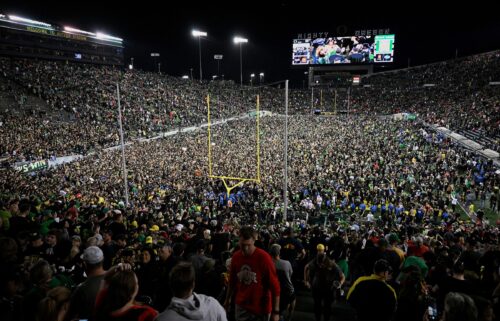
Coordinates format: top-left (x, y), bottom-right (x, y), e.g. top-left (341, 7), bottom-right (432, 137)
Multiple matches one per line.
top-left (292, 34), bottom-right (395, 65)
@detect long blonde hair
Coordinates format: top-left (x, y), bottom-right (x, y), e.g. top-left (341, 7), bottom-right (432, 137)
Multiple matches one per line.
top-left (37, 286), bottom-right (71, 321)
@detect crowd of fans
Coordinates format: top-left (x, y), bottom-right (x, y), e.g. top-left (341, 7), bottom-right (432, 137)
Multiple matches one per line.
top-left (1, 111), bottom-right (500, 321)
top-left (1, 51), bottom-right (499, 161)
top-left (0, 57), bottom-right (312, 162)
top-left (351, 50), bottom-right (500, 149)
top-left (0, 51), bottom-right (499, 321)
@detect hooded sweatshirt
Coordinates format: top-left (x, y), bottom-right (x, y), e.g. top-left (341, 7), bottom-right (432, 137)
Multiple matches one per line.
top-left (156, 293), bottom-right (227, 321)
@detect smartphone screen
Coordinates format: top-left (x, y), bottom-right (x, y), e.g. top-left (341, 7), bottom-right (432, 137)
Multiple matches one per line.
top-left (428, 306), bottom-right (438, 320)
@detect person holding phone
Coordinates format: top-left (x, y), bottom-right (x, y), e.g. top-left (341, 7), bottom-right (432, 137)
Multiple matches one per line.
top-left (422, 292), bottom-right (478, 321)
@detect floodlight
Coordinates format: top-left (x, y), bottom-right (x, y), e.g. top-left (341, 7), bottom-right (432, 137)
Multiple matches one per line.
top-left (192, 30), bottom-right (207, 37)
top-left (233, 36), bottom-right (248, 44)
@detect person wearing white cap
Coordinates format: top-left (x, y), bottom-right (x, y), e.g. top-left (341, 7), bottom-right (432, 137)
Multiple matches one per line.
top-left (108, 210), bottom-right (126, 239)
top-left (67, 246), bottom-right (106, 320)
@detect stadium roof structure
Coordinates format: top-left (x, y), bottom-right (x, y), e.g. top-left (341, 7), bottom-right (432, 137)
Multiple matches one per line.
top-left (0, 12), bottom-right (123, 47)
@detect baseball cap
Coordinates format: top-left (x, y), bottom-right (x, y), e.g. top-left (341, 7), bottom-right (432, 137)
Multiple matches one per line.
top-left (149, 225), bottom-right (160, 232)
top-left (29, 232), bottom-right (42, 242)
top-left (81, 246), bottom-right (104, 264)
top-left (145, 236), bottom-right (153, 244)
top-left (317, 243), bottom-right (325, 251)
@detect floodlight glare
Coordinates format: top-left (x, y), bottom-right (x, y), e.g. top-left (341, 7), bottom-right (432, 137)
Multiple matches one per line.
top-left (9, 15), bottom-right (52, 28)
top-left (182, 75), bottom-right (189, 79)
top-left (259, 73), bottom-right (264, 76)
top-left (250, 73), bottom-right (255, 77)
top-left (192, 30), bottom-right (207, 37)
top-left (64, 26), bottom-right (95, 36)
top-left (233, 36), bottom-right (248, 44)
top-left (96, 32), bottom-right (123, 42)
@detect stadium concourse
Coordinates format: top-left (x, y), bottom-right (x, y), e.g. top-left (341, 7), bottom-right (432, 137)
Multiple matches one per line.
top-left (0, 51), bottom-right (499, 321)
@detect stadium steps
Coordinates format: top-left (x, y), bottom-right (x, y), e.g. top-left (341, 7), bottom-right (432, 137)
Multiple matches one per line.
top-left (0, 75), bottom-right (71, 119)
top-left (292, 288), bottom-right (356, 321)
top-left (459, 129), bottom-right (498, 150)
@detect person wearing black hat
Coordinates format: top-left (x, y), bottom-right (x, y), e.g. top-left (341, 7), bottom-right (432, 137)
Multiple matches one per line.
top-left (347, 259), bottom-right (397, 321)
top-left (24, 232), bottom-right (48, 259)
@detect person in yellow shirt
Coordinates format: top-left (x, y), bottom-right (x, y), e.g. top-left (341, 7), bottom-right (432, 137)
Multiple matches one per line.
top-left (468, 203), bottom-right (475, 214)
top-left (387, 234), bottom-right (405, 264)
top-left (347, 259), bottom-right (397, 321)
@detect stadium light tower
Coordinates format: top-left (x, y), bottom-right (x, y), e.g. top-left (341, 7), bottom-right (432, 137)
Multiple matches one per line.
top-left (250, 73), bottom-right (255, 86)
top-left (259, 72), bottom-right (264, 84)
top-left (192, 29), bottom-right (207, 83)
top-left (233, 36), bottom-right (248, 87)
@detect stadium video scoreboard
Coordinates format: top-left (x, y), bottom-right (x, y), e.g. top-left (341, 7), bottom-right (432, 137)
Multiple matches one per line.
top-left (292, 34), bottom-right (395, 65)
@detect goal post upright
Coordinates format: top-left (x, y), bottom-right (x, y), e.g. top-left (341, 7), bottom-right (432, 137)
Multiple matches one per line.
top-left (206, 90), bottom-right (261, 196)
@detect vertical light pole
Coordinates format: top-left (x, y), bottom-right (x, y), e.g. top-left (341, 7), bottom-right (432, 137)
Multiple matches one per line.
top-left (190, 68), bottom-right (194, 81)
top-left (192, 30), bottom-right (207, 83)
top-left (116, 83), bottom-right (129, 207)
top-left (233, 36), bottom-right (248, 87)
top-left (214, 54), bottom-right (223, 78)
top-left (151, 53), bottom-right (160, 73)
top-left (250, 73), bottom-right (255, 86)
top-left (284, 80), bottom-right (289, 221)
top-left (259, 72), bottom-right (264, 84)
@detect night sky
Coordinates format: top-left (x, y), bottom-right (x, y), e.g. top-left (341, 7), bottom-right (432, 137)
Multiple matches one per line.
top-left (3, 1), bottom-right (499, 87)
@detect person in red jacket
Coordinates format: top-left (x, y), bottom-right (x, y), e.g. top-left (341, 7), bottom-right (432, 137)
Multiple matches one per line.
top-left (224, 225), bottom-right (281, 321)
top-left (407, 236), bottom-right (429, 257)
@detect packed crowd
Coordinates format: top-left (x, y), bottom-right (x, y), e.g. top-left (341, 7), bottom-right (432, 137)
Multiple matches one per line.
top-left (1, 111), bottom-right (500, 321)
top-left (0, 57), bottom-right (311, 162)
top-left (1, 50), bottom-right (499, 162)
top-left (0, 50), bottom-right (499, 321)
top-left (351, 50), bottom-right (500, 146)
